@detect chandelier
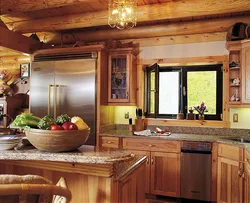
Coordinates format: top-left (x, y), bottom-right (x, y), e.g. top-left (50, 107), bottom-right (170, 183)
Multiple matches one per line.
top-left (108, 0), bottom-right (137, 30)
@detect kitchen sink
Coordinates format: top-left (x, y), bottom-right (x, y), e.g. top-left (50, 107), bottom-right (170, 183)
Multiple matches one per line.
top-left (225, 137), bottom-right (250, 143)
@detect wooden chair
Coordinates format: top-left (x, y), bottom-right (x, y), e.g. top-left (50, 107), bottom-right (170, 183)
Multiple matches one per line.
top-left (0, 175), bottom-right (72, 203)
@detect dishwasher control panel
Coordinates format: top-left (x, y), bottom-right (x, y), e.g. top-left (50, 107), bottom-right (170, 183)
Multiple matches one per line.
top-left (181, 141), bottom-right (212, 152)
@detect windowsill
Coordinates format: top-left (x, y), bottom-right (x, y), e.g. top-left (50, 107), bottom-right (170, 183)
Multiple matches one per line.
top-left (145, 118), bottom-right (229, 128)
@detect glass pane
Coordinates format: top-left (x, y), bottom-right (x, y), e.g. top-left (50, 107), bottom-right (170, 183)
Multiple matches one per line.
top-left (187, 71), bottom-right (216, 114)
top-left (149, 71), bottom-right (155, 114)
top-left (159, 72), bottom-right (179, 114)
top-left (111, 57), bottom-right (127, 99)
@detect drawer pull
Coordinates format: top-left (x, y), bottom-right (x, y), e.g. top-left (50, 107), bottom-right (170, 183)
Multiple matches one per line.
top-left (107, 141), bottom-right (114, 144)
top-left (147, 144), bottom-right (154, 147)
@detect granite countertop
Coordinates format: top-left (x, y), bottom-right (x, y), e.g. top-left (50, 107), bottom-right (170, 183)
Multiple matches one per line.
top-left (0, 145), bottom-right (135, 164)
top-left (100, 130), bottom-right (250, 153)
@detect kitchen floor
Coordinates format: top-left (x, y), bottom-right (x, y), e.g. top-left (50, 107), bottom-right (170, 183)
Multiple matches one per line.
top-left (145, 196), bottom-right (211, 203)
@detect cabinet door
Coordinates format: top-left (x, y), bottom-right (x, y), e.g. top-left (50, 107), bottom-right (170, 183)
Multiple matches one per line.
top-left (118, 159), bottom-right (146, 203)
top-left (242, 43), bottom-right (250, 103)
top-left (108, 54), bottom-right (129, 103)
top-left (151, 152), bottom-right (180, 197)
top-left (217, 157), bottom-right (244, 203)
top-left (245, 163), bottom-right (250, 203)
top-left (125, 149), bottom-right (151, 194)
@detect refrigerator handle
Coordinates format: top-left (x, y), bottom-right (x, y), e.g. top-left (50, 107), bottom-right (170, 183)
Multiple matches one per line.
top-left (48, 85), bottom-right (53, 116)
top-left (54, 84), bottom-right (60, 119)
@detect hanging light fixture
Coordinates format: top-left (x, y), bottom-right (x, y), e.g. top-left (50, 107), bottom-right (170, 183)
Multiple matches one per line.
top-left (108, 0), bottom-right (137, 30)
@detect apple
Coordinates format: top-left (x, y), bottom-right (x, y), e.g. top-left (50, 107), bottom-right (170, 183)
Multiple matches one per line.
top-left (62, 122), bottom-right (78, 130)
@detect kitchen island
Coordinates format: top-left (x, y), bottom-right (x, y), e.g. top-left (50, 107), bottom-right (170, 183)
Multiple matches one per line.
top-left (0, 145), bottom-right (146, 203)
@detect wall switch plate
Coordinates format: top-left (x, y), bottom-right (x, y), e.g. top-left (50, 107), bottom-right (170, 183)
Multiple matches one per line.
top-left (233, 113), bottom-right (238, 122)
top-left (125, 112), bottom-right (129, 119)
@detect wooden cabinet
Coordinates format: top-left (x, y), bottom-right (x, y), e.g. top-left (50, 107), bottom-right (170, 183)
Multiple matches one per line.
top-left (226, 39), bottom-right (250, 106)
top-left (226, 41), bottom-right (242, 106)
top-left (101, 136), bottom-right (120, 149)
top-left (123, 138), bottom-right (181, 197)
top-left (217, 144), bottom-right (244, 203)
top-left (108, 48), bottom-right (137, 105)
top-left (244, 150), bottom-right (250, 203)
top-left (241, 40), bottom-right (250, 103)
top-left (151, 151), bottom-right (180, 197)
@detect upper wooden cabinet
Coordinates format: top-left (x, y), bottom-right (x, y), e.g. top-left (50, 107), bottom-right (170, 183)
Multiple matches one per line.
top-left (108, 48), bottom-right (138, 105)
top-left (226, 39), bottom-right (250, 106)
top-left (241, 40), bottom-right (250, 103)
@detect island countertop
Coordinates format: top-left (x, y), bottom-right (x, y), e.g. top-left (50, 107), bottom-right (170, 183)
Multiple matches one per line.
top-left (0, 145), bottom-right (134, 164)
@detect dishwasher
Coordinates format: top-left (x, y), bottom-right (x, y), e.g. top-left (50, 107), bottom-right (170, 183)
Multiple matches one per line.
top-left (180, 141), bottom-right (212, 202)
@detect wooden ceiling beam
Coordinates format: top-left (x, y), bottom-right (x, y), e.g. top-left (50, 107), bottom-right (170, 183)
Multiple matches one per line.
top-left (0, 0), bottom-right (101, 15)
top-left (38, 16), bottom-right (250, 45)
top-left (0, 26), bottom-right (51, 54)
top-left (6, 0), bottom-right (250, 33)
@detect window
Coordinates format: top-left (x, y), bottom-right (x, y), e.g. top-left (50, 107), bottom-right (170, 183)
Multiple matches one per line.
top-left (145, 63), bottom-right (223, 120)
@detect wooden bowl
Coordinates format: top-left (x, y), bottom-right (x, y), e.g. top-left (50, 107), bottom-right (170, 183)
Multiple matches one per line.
top-left (25, 128), bottom-right (90, 152)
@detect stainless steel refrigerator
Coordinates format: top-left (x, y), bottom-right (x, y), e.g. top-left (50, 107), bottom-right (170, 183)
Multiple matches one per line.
top-left (30, 52), bottom-right (97, 145)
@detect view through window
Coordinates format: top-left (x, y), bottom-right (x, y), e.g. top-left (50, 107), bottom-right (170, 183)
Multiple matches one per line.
top-left (145, 64), bottom-right (223, 120)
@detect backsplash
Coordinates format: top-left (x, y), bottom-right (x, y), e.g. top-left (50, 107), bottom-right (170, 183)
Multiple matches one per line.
top-left (100, 124), bottom-right (250, 137)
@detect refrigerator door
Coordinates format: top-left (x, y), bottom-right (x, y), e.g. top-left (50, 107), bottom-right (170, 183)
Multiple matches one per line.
top-left (30, 61), bottom-right (55, 118)
top-left (54, 59), bottom-right (96, 145)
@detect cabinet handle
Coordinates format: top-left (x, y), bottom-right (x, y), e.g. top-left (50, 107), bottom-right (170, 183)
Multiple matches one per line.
top-left (151, 158), bottom-right (154, 165)
top-left (146, 157), bottom-right (149, 164)
top-left (238, 170), bottom-right (242, 177)
top-left (147, 144), bottom-right (154, 147)
top-left (242, 172), bottom-right (246, 179)
top-left (107, 141), bottom-right (113, 144)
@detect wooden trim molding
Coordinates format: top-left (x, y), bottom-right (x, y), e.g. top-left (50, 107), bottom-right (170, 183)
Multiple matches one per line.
top-left (139, 55), bottom-right (229, 128)
top-left (0, 160), bottom-right (114, 177)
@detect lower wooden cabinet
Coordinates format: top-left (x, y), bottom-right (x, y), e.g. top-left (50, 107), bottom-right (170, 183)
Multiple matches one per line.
top-left (217, 156), bottom-right (244, 203)
top-left (123, 138), bottom-right (181, 197)
top-left (245, 150), bottom-right (250, 203)
top-left (217, 144), bottom-right (244, 203)
top-left (151, 152), bottom-right (180, 197)
top-left (245, 161), bottom-right (250, 203)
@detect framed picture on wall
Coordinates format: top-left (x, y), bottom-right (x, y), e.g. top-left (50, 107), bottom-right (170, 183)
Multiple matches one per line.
top-left (20, 63), bottom-right (30, 78)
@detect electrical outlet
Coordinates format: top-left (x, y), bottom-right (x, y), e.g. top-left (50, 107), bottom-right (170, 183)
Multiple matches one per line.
top-left (233, 113), bottom-right (238, 122)
top-left (125, 112), bottom-right (129, 119)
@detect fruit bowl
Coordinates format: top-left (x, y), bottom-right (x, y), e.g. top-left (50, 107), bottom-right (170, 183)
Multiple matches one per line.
top-left (24, 128), bottom-right (90, 152)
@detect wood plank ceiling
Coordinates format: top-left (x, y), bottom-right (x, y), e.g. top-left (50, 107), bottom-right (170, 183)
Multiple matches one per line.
top-left (0, 0), bottom-right (250, 54)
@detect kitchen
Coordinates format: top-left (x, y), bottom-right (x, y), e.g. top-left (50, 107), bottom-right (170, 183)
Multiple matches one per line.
top-left (0, 0), bottom-right (250, 202)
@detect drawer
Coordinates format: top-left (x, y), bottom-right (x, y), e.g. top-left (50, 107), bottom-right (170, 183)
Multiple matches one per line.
top-left (122, 138), bottom-right (180, 153)
top-left (218, 143), bottom-right (241, 161)
top-left (101, 137), bottom-right (120, 149)
top-left (245, 150), bottom-right (250, 164)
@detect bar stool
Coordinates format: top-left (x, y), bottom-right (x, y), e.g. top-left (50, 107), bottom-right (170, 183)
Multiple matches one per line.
top-left (0, 174), bottom-right (72, 203)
